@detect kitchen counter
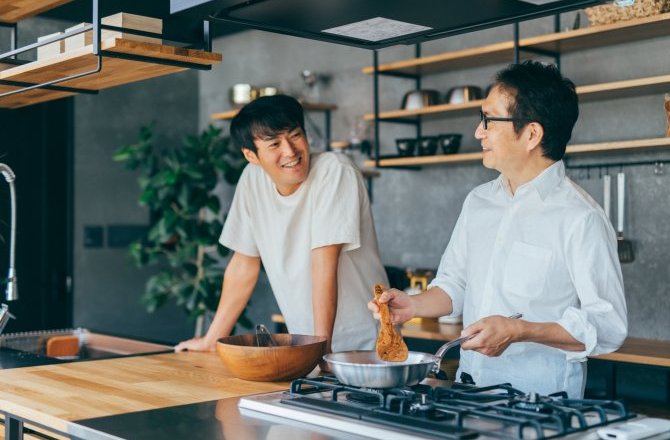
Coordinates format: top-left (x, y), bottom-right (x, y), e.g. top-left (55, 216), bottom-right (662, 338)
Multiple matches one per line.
top-left (70, 395), bottom-right (361, 440)
top-left (0, 348), bottom-right (63, 370)
top-left (0, 351), bottom-right (290, 439)
top-left (1, 351), bottom-right (666, 440)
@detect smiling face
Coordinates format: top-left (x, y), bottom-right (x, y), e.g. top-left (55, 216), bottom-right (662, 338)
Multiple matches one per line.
top-left (242, 127), bottom-right (310, 196)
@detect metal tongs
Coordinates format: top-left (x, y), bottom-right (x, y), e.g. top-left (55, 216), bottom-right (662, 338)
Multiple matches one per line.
top-left (431, 312), bottom-right (523, 373)
top-left (255, 324), bottom-right (278, 347)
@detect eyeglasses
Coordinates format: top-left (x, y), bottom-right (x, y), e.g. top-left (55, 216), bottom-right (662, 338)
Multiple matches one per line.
top-left (479, 110), bottom-right (532, 130)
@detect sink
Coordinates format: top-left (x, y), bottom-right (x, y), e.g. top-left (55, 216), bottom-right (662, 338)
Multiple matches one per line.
top-left (0, 328), bottom-right (172, 362)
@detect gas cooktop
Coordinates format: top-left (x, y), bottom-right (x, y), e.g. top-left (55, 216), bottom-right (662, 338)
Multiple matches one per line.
top-left (239, 376), bottom-right (640, 439)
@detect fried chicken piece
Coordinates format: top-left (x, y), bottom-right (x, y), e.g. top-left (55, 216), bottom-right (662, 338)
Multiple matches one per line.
top-left (374, 284), bottom-right (409, 362)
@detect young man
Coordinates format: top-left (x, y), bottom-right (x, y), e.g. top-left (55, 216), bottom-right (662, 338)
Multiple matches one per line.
top-left (370, 61), bottom-right (627, 398)
top-left (176, 95), bottom-right (387, 354)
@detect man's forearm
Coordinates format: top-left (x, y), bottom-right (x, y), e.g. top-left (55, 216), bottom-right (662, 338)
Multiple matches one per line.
top-left (204, 253), bottom-right (260, 343)
top-left (518, 321), bottom-right (585, 351)
top-left (311, 244), bottom-right (342, 352)
top-left (412, 286), bottom-right (454, 318)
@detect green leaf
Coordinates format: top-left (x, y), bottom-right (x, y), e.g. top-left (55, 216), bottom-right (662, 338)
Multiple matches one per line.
top-left (116, 122), bottom-right (248, 322)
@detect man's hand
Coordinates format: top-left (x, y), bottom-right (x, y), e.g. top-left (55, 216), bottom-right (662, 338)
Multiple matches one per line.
top-left (367, 288), bottom-right (416, 325)
top-left (174, 336), bottom-right (217, 352)
top-left (174, 252), bottom-right (260, 353)
top-left (460, 315), bottom-right (524, 357)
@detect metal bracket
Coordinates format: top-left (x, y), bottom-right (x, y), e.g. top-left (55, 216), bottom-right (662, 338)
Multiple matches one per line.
top-left (4, 414), bottom-right (23, 440)
top-left (380, 118), bottom-right (421, 125)
top-left (377, 71), bottom-right (420, 80)
top-left (0, 79), bottom-right (98, 95)
top-left (99, 50), bottom-right (212, 71)
top-left (512, 16), bottom-right (561, 69)
top-left (565, 159), bottom-right (670, 171)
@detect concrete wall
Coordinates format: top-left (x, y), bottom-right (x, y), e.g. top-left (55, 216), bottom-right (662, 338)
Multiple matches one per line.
top-left (72, 70), bottom-right (201, 343)
top-left (198, 12), bottom-right (670, 341)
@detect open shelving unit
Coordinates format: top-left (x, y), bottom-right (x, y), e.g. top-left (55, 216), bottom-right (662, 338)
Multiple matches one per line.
top-left (362, 12), bottom-right (670, 170)
top-left (0, 0), bottom-right (222, 108)
top-left (362, 137), bottom-right (670, 168)
top-left (361, 12), bottom-right (670, 76)
top-left (363, 74), bottom-right (670, 122)
top-left (0, 38), bottom-right (221, 108)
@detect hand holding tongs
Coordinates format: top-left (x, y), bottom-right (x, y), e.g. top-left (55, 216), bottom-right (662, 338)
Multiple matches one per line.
top-left (431, 313), bottom-right (522, 372)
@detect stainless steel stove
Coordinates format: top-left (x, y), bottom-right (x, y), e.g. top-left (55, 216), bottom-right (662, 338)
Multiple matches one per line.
top-left (238, 376), bottom-right (663, 440)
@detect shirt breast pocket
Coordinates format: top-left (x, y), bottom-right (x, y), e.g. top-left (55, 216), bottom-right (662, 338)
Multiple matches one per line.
top-left (503, 241), bottom-right (551, 298)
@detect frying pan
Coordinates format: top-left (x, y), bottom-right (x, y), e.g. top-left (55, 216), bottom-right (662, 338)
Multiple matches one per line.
top-left (323, 313), bottom-right (521, 388)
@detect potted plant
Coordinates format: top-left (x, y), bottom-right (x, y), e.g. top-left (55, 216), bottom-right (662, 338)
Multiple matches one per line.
top-left (113, 123), bottom-right (251, 335)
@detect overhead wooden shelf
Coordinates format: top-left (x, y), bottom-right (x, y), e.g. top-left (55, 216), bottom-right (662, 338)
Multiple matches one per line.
top-left (362, 12), bottom-right (670, 76)
top-left (365, 74), bottom-right (670, 121)
top-left (211, 101), bottom-right (337, 120)
top-left (363, 100), bottom-right (482, 121)
top-left (0, 0), bottom-right (73, 23)
top-left (363, 137), bottom-right (670, 168)
top-left (0, 38), bottom-right (222, 108)
top-left (576, 74), bottom-right (670, 102)
top-left (363, 42), bottom-right (516, 76)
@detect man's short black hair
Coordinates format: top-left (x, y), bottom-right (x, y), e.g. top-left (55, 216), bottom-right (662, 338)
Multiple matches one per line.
top-left (230, 95), bottom-right (305, 154)
top-left (494, 60), bottom-right (579, 161)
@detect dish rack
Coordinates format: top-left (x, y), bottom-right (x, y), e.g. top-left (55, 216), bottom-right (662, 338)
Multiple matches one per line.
top-left (0, 328), bottom-right (88, 355)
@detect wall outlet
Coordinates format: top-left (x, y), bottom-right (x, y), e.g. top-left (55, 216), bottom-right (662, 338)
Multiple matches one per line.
top-left (83, 225), bottom-right (104, 248)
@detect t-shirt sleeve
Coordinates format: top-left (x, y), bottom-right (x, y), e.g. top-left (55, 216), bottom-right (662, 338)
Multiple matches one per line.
top-left (219, 173), bottom-right (259, 257)
top-left (310, 158), bottom-right (362, 252)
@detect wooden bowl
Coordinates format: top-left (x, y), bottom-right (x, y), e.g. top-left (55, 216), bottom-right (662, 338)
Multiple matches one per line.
top-left (216, 333), bottom-right (327, 381)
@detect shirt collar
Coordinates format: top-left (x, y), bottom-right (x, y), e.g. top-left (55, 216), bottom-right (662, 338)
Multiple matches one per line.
top-left (496, 160), bottom-right (565, 200)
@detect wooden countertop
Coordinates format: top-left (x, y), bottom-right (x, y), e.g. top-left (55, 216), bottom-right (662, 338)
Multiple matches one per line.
top-left (273, 314), bottom-right (670, 368)
top-left (400, 318), bottom-right (463, 341)
top-left (592, 337), bottom-right (670, 367)
top-left (399, 319), bottom-right (670, 367)
top-left (0, 352), bottom-right (287, 436)
top-left (403, 320), bottom-right (670, 368)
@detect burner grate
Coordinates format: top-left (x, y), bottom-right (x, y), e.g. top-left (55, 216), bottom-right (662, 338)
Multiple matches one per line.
top-left (281, 377), bottom-right (636, 439)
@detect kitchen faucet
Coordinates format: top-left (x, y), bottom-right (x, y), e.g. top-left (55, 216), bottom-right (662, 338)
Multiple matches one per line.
top-left (0, 164), bottom-right (18, 334)
top-left (0, 163), bottom-right (17, 302)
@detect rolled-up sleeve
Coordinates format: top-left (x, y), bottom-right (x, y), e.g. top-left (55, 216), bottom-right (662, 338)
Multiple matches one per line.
top-left (427, 194), bottom-right (471, 317)
top-left (558, 211), bottom-right (627, 361)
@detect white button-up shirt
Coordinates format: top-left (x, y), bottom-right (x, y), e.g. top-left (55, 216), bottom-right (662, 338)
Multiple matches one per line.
top-left (429, 161), bottom-right (627, 398)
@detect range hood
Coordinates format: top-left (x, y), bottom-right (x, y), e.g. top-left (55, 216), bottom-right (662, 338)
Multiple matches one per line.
top-left (171, 0), bottom-right (606, 49)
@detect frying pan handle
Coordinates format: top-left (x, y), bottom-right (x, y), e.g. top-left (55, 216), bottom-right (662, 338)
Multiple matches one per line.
top-left (430, 313), bottom-right (522, 374)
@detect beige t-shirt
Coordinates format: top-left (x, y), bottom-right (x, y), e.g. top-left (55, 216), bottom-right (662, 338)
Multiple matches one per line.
top-left (220, 152), bottom-right (387, 352)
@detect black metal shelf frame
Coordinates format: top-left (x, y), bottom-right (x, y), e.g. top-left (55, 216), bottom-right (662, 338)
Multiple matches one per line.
top-left (0, 0), bottom-right (214, 100)
top-left (565, 159), bottom-right (670, 173)
top-left (369, 15), bottom-right (564, 171)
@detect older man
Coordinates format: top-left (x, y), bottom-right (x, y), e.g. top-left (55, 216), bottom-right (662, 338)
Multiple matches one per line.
top-left (371, 61), bottom-right (627, 398)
